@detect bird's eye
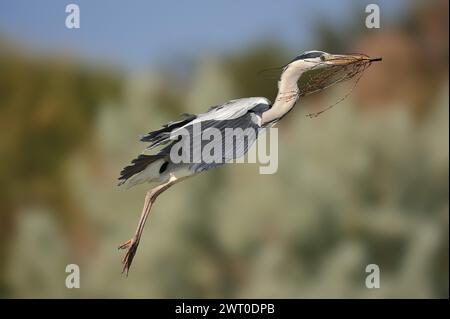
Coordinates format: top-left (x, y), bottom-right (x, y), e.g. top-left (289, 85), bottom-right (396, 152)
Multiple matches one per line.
top-left (320, 55), bottom-right (326, 62)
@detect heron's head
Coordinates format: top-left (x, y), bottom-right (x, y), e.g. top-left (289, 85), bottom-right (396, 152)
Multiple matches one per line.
top-left (288, 50), bottom-right (382, 71)
top-left (283, 50), bottom-right (382, 95)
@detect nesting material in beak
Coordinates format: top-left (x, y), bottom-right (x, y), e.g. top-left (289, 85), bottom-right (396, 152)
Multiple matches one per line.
top-left (298, 53), bottom-right (382, 97)
top-left (298, 53), bottom-right (382, 118)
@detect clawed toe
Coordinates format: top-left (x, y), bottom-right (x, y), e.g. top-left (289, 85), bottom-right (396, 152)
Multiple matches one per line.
top-left (118, 238), bottom-right (132, 250)
top-left (119, 237), bottom-right (139, 275)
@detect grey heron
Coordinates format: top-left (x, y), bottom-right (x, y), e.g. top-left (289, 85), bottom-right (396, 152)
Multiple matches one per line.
top-left (117, 51), bottom-right (382, 274)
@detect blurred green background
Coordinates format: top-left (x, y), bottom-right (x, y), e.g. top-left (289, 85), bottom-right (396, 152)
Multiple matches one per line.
top-left (0, 0), bottom-right (448, 298)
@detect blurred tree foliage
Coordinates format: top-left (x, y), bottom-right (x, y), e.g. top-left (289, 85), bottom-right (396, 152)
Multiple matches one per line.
top-left (0, 0), bottom-right (448, 298)
top-left (0, 40), bottom-right (122, 295)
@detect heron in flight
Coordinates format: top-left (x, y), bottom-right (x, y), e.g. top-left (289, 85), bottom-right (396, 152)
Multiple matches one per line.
top-left (118, 51), bottom-right (382, 274)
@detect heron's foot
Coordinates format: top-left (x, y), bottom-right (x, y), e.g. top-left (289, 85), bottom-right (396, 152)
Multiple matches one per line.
top-left (118, 237), bottom-right (139, 276)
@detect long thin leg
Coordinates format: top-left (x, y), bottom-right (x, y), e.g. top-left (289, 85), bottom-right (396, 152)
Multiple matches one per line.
top-left (118, 174), bottom-right (181, 275)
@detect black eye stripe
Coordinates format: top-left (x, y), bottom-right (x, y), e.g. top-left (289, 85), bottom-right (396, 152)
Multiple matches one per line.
top-left (291, 51), bottom-right (324, 62)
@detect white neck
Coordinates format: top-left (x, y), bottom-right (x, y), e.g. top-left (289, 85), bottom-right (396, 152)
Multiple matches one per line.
top-left (262, 64), bottom-right (306, 125)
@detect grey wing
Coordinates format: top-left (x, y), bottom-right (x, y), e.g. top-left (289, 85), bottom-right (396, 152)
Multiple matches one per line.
top-left (140, 113), bottom-right (197, 149)
top-left (160, 98), bottom-right (271, 172)
top-left (194, 97), bottom-right (271, 122)
top-left (188, 112), bottom-right (264, 172)
top-left (140, 97), bottom-right (270, 150)
top-left (118, 97), bottom-right (271, 185)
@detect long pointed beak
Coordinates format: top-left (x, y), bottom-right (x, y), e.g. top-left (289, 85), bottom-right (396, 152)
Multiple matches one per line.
top-left (328, 54), bottom-right (382, 65)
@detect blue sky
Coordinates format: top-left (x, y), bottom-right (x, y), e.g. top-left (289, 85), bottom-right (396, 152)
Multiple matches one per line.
top-left (0, 0), bottom-right (408, 70)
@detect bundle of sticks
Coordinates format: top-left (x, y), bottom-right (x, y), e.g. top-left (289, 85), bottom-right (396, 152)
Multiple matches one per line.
top-left (298, 54), bottom-right (381, 118)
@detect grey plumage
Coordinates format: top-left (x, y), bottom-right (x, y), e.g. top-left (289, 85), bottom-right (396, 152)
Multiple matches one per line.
top-left (117, 51), bottom-right (381, 274)
top-left (118, 97), bottom-right (270, 186)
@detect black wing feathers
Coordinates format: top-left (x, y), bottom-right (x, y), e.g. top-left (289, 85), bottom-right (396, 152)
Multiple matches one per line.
top-left (118, 154), bottom-right (165, 185)
top-left (140, 114), bottom-right (196, 143)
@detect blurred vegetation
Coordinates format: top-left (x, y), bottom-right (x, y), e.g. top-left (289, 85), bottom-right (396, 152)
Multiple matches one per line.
top-left (0, 42), bottom-right (122, 295)
top-left (0, 1), bottom-right (448, 298)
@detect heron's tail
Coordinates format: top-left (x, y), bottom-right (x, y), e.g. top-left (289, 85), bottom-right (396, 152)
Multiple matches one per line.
top-left (118, 154), bottom-right (167, 187)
